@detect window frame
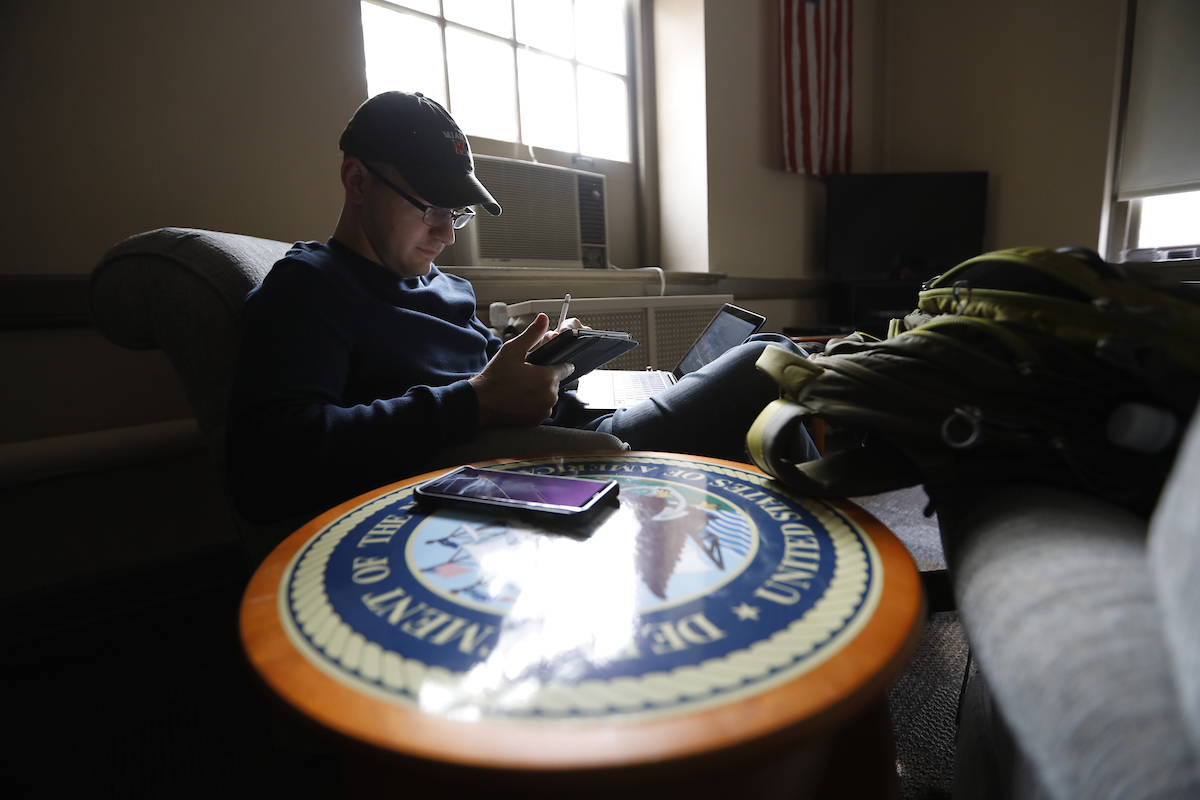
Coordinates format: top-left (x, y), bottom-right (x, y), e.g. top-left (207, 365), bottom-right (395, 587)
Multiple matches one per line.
top-left (361, 0), bottom-right (637, 164)
top-left (1102, 0), bottom-right (1200, 264)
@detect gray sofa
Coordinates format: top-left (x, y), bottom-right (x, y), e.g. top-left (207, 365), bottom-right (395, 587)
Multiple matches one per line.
top-left (938, 406), bottom-right (1200, 798)
top-left (89, 228), bottom-right (625, 564)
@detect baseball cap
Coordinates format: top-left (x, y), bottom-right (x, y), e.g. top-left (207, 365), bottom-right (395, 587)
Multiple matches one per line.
top-left (339, 91), bottom-right (501, 216)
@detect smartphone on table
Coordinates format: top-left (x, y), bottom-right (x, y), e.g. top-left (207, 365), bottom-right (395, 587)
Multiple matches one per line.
top-left (414, 466), bottom-right (619, 522)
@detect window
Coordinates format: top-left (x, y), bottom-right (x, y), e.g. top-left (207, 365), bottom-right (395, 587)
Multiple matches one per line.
top-left (1106, 0), bottom-right (1200, 260)
top-left (1134, 190), bottom-right (1200, 250)
top-left (360, 0), bottom-right (632, 162)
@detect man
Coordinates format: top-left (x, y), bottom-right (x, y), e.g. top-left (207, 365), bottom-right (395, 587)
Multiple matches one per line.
top-left (226, 91), bottom-right (816, 525)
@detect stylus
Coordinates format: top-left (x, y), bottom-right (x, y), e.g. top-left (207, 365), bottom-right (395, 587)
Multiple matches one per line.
top-left (559, 294), bottom-right (571, 327)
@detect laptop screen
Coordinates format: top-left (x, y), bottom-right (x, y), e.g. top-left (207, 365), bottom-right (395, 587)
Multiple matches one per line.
top-left (673, 304), bottom-right (766, 379)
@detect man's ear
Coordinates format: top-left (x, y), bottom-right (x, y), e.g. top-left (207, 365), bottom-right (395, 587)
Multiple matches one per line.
top-left (341, 157), bottom-right (369, 204)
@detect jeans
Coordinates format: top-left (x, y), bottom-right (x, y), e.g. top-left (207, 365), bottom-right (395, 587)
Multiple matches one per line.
top-left (563, 334), bottom-right (821, 464)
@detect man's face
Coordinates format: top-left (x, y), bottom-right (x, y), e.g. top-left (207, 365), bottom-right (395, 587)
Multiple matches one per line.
top-left (360, 163), bottom-right (456, 279)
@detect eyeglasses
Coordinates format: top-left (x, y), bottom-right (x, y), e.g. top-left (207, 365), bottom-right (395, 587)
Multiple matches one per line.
top-left (361, 162), bottom-right (476, 230)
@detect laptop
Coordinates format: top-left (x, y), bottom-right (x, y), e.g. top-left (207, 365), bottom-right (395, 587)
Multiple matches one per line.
top-left (570, 303), bottom-right (766, 411)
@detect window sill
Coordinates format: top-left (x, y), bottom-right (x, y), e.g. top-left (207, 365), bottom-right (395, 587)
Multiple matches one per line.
top-left (441, 266), bottom-right (828, 305)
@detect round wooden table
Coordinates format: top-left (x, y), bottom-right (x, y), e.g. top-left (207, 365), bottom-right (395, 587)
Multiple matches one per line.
top-left (240, 453), bottom-right (925, 798)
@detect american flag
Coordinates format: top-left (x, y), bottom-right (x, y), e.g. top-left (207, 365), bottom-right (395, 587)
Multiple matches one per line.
top-left (780, 0), bottom-right (853, 176)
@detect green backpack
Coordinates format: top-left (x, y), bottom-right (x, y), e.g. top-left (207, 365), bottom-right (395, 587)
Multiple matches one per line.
top-left (747, 247), bottom-right (1200, 514)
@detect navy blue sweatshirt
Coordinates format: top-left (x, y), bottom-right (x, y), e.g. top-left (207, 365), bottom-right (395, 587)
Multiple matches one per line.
top-left (225, 239), bottom-right (501, 523)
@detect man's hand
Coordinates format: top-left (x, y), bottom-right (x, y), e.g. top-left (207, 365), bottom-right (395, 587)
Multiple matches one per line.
top-left (532, 316), bottom-right (590, 350)
top-left (470, 314), bottom-right (575, 426)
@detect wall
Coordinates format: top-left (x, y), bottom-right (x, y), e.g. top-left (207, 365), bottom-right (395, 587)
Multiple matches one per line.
top-left (647, 0), bottom-right (884, 329)
top-left (652, 0), bottom-right (880, 328)
top-left (880, 0), bottom-right (1125, 251)
top-left (653, 0), bottom-right (886, 282)
top-left (705, 0), bottom-right (829, 281)
top-left (0, 0), bottom-right (643, 278)
top-left (703, 0), bottom-right (886, 328)
top-left (0, 0), bottom-right (361, 450)
top-left (0, 0), bottom-right (843, 290)
top-left (655, 0), bottom-right (1123, 280)
top-left (0, 0), bottom-right (1129, 274)
top-left (654, 0), bottom-right (829, 281)
top-left (653, 0), bottom-right (713, 274)
top-left (0, 0), bottom-right (367, 277)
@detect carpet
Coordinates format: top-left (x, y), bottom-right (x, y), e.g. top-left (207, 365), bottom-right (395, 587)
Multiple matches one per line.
top-left (854, 486), bottom-right (969, 800)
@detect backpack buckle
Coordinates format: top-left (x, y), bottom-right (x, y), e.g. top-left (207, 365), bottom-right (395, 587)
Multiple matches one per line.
top-left (941, 406), bottom-right (983, 449)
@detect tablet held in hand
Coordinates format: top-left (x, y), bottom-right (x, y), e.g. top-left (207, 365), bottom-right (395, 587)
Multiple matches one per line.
top-left (526, 329), bottom-right (640, 380)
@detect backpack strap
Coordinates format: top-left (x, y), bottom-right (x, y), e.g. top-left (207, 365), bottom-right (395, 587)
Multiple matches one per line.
top-left (747, 399), bottom-right (924, 497)
top-left (755, 342), bottom-right (825, 400)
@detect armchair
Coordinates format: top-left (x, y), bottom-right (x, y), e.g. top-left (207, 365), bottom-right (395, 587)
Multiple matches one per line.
top-left (89, 228), bottom-right (625, 565)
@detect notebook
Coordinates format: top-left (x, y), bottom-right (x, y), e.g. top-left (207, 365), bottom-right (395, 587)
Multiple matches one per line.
top-left (570, 303), bottom-right (766, 411)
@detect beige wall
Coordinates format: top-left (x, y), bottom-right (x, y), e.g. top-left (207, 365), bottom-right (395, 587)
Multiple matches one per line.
top-left (704, 0), bottom-right (831, 281)
top-left (2, 0), bottom-right (1124, 279)
top-left (1, 0), bottom-right (370, 276)
top-left (0, 0), bottom-right (642, 277)
top-left (654, 0), bottom-right (1123, 280)
top-left (654, 0), bottom-right (831, 280)
top-left (880, 0), bottom-right (1125, 252)
top-left (653, 0), bottom-right (884, 281)
top-left (654, 0), bottom-right (713, 273)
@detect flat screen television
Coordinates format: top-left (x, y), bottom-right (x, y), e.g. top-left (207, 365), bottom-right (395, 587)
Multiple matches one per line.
top-left (825, 171), bottom-right (988, 279)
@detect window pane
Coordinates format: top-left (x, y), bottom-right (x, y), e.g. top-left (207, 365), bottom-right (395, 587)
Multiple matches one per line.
top-left (515, 0), bottom-right (574, 59)
top-left (1138, 190), bottom-right (1200, 248)
top-left (575, 0), bottom-right (627, 75)
top-left (382, 0), bottom-right (440, 15)
top-left (446, 27), bottom-right (518, 143)
top-left (444, 0), bottom-right (513, 39)
top-left (578, 66), bottom-right (629, 161)
top-left (361, 3), bottom-right (447, 105)
top-left (518, 50), bottom-right (578, 153)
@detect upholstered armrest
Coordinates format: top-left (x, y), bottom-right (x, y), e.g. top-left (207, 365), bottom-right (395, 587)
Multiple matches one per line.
top-left (937, 482), bottom-right (1200, 799)
top-left (1149, 407), bottom-right (1200, 759)
top-left (89, 227), bottom-right (291, 437)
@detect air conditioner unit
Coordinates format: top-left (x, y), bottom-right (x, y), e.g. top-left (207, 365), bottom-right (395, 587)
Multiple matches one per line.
top-left (442, 155), bottom-right (609, 269)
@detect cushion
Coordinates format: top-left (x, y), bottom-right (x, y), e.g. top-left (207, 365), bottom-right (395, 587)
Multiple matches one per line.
top-left (1149, 406), bottom-right (1200, 756)
top-left (89, 227), bottom-right (291, 435)
top-left (939, 483), bottom-right (1200, 799)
